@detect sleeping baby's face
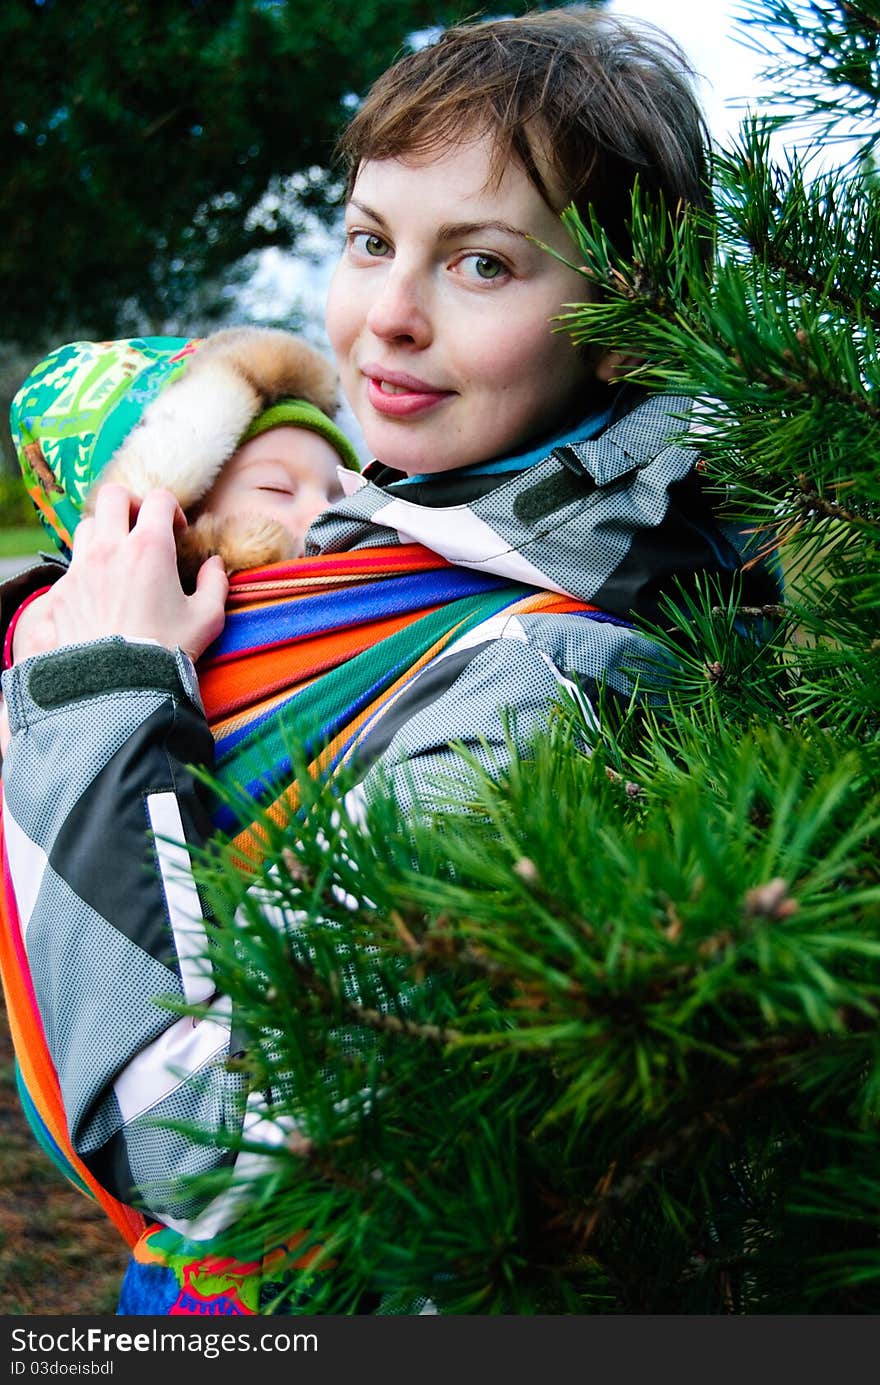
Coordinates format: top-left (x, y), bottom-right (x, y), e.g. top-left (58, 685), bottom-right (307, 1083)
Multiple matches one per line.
top-left (198, 425), bottom-right (346, 555)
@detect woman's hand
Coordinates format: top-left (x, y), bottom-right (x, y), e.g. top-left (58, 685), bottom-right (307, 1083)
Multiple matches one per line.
top-left (11, 590), bottom-right (59, 664)
top-left (35, 486), bottom-right (229, 662)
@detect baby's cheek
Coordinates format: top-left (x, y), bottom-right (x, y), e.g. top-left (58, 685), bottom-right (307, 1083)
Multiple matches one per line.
top-left (292, 501), bottom-right (326, 534)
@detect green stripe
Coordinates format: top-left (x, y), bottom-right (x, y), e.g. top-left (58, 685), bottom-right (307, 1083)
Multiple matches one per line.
top-left (214, 584), bottom-right (524, 816)
top-left (14, 1062), bottom-right (94, 1200)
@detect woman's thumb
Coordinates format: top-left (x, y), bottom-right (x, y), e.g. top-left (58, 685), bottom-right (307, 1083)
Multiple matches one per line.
top-left (189, 555), bottom-right (229, 651)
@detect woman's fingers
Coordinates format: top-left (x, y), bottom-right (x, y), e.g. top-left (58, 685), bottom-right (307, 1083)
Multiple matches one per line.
top-left (13, 487), bottom-right (227, 663)
top-left (44, 487), bottom-right (228, 661)
top-left (71, 513), bottom-right (94, 557)
top-left (132, 488), bottom-right (188, 540)
top-left (91, 482), bottom-right (139, 534)
top-left (186, 556), bottom-right (230, 658)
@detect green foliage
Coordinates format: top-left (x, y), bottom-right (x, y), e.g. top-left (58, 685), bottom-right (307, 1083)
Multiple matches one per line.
top-left (553, 120), bottom-right (880, 734)
top-left (185, 700), bottom-right (880, 1313)
top-left (0, 472), bottom-right (40, 527)
top-left (735, 0), bottom-right (880, 159)
top-left (0, 0), bottom-right (484, 345)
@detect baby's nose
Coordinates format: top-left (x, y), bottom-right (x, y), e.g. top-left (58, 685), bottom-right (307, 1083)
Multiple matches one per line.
top-left (299, 490), bottom-right (334, 527)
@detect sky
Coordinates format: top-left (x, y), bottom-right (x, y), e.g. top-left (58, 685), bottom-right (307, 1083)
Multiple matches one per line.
top-left (606, 0), bottom-right (774, 143)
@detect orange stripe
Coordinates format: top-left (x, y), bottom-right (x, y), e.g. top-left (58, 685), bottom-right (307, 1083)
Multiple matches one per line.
top-left (226, 543), bottom-right (448, 602)
top-left (25, 487), bottom-right (73, 552)
top-left (226, 590), bottom-right (599, 865)
top-left (227, 613), bottom-right (477, 864)
top-left (209, 678), bottom-right (320, 742)
top-left (200, 610), bottom-right (439, 721)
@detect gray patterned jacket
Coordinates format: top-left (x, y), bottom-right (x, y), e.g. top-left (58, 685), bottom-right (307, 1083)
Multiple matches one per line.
top-left (0, 391), bottom-right (779, 1234)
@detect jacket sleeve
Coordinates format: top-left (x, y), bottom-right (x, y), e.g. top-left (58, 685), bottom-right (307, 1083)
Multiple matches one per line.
top-left (0, 637), bottom-right (286, 1236)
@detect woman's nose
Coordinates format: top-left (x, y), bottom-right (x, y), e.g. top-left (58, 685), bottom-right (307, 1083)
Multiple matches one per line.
top-left (365, 265), bottom-right (432, 348)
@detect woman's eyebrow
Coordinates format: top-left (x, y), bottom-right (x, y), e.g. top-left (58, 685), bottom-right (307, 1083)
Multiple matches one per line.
top-left (348, 200), bottom-right (530, 244)
top-left (348, 199), bottom-right (389, 228)
top-left (437, 220), bottom-right (530, 244)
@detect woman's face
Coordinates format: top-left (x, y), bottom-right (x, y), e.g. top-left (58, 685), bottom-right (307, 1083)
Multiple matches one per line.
top-left (325, 132), bottom-right (600, 475)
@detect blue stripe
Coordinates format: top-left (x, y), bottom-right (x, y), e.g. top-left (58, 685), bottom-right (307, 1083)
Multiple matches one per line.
top-left (569, 608), bottom-right (632, 627)
top-left (211, 651), bottom-right (425, 833)
top-left (206, 568), bottom-right (508, 660)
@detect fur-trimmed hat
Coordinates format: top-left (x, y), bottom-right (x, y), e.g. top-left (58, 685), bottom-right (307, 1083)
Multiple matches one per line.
top-left (10, 327), bottom-right (359, 573)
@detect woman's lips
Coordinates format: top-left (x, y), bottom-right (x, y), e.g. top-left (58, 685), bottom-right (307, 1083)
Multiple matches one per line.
top-left (363, 367), bottom-right (454, 419)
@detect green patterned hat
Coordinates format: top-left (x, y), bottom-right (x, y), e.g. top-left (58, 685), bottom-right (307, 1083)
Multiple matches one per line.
top-left (10, 331), bottom-right (358, 557)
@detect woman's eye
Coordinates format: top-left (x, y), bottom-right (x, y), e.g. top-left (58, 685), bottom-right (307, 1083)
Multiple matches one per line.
top-left (458, 253), bottom-right (507, 282)
top-left (350, 231), bottom-right (390, 258)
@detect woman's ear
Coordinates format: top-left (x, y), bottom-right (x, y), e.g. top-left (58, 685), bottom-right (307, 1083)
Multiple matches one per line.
top-left (593, 350), bottom-right (642, 383)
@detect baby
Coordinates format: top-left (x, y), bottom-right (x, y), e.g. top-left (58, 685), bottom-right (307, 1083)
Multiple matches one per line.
top-left (1, 327), bottom-right (359, 692)
top-left (11, 326), bottom-right (360, 591)
top-left (183, 414), bottom-right (350, 580)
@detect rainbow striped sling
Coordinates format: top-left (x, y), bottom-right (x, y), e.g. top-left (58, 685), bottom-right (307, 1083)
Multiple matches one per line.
top-left (0, 543), bottom-right (600, 1311)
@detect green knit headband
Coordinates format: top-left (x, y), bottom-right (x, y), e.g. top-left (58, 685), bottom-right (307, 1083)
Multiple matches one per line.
top-left (243, 399), bottom-right (361, 472)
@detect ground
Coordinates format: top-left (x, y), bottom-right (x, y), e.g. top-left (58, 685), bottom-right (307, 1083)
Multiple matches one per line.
top-left (0, 1010), bottom-right (131, 1315)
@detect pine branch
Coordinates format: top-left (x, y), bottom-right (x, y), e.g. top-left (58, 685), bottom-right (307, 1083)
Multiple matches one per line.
top-left (761, 244), bottom-right (880, 326)
top-left (345, 1003), bottom-right (462, 1046)
top-left (568, 1069), bottom-right (778, 1251)
top-left (712, 605), bottom-right (788, 619)
top-left (737, 0), bottom-right (880, 149)
top-left (794, 473), bottom-right (880, 527)
top-left (714, 131), bottom-right (880, 330)
top-left (842, 1), bottom-right (880, 36)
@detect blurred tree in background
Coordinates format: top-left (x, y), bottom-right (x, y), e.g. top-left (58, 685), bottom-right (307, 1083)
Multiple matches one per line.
top-left (5, 0), bottom-right (584, 476)
top-left (1, 0), bottom-right (481, 346)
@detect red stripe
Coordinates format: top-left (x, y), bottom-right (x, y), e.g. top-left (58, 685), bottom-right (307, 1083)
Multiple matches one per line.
top-left (227, 543), bottom-right (450, 592)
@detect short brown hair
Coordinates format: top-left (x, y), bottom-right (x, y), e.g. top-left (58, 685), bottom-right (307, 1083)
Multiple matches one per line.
top-left (336, 8), bottom-right (711, 258)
